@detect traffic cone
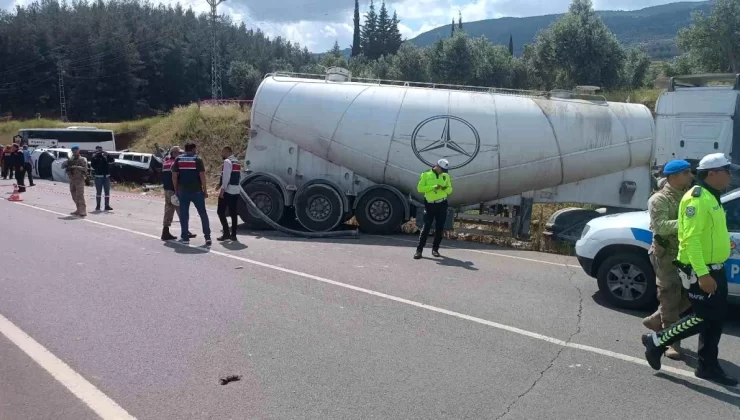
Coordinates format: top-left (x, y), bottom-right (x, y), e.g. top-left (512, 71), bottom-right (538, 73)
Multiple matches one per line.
top-left (8, 184), bottom-right (22, 202)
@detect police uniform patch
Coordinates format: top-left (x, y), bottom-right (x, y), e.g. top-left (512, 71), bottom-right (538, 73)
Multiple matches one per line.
top-left (685, 206), bottom-right (696, 218)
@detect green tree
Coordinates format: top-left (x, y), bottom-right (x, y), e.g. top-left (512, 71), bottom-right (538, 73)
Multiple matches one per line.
top-left (622, 46), bottom-right (651, 88)
top-left (361, 0), bottom-right (379, 59)
top-left (387, 11), bottom-right (403, 55)
top-left (351, 0), bottom-right (361, 57)
top-left (676, 0), bottom-right (740, 73)
top-left (393, 43), bottom-right (429, 82)
top-left (329, 40), bottom-right (342, 57)
top-left (228, 61), bottom-right (262, 99)
top-left (508, 34), bottom-right (514, 56)
top-left (528, 0), bottom-right (625, 89)
top-left (377, 2), bottom-right (391, 56)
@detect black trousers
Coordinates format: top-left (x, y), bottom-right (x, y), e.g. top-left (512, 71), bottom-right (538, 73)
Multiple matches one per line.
top-left (217, 192), bottom-right (239, 236)
top-left (656, 266), bottom-right (728, 369)
top-left (1, 163), bottom-right (12, 179)
top-left (416, 200), bottom-right (448, 252)
top-left (24, 162), bottom-right (33, 185)
top-left (14, 166), bottom-right (26, 189)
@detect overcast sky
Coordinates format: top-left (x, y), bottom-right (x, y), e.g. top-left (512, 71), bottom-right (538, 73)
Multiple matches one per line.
top-left (5, 0), bottom-right (699, 52)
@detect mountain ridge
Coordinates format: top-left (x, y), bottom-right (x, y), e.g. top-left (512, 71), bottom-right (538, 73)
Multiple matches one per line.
top-left (325, 1), bottom-right (711, 59)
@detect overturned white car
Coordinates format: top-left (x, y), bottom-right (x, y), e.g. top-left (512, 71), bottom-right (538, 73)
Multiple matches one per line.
top-left (575, 188), bottom-right (740, 309)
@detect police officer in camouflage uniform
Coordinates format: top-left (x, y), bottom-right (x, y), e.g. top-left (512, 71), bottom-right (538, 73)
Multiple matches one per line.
top-left (642, 160), bottom-right (694, 360)
top-left (62, 144), bottom-right (88, 217)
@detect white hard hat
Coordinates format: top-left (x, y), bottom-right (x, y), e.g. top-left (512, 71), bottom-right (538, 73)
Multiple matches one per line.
top-left (697, 153), bottom-right (734, 170)
top-left (437, 159), bottom-right (450, 170)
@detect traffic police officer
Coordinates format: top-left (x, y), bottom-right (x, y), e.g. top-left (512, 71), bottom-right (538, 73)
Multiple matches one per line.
top-left (414, 158), bottom-right (453, 259)
top-left (642, 153), bottom-right (738, 386)
top-left (642, 159), bottom-right (693, 360)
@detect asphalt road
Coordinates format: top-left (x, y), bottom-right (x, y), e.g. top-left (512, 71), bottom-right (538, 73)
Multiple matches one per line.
top-left (1, 180), bottom-right (740, 420)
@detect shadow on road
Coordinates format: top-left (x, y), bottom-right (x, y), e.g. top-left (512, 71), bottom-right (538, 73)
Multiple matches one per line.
top-left (430, 255), bottom-right (478, 271)
top-left (57, 216), bottom-right (82, 221)
top-left (220, 240), bottom-right (248, 251)
top-left (679, 348), bottom-right (740, 384)
top-left (655, 372), bottom-right (740, 405)
top-left (162, 241), bottom-right (210, 255)
top-left (235, 223), bottom-right (552, 256)
top-left (590, 291), bottom-right (740, 339)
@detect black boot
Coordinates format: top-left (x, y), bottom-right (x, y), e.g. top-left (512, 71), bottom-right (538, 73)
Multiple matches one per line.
top-left (95, 197), bottom-right (101, 212)
top-left (161, 227), bottom-right (177, 241)
top-left (188, 232), bottom-right (197, 238)
top-left (641, 333), bottom-right (666, 371)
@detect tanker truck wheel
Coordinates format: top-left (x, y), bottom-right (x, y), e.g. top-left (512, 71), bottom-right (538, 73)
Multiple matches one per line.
top-left (355, 189), bottom-right (404, 235)
top-left (294, 183), bottom-right (344, 232)
top-left (237, 181), bottom-right (285, 230)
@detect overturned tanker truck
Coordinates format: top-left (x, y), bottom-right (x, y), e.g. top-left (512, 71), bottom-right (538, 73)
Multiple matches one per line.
top-left (237, 69), bottom-right (655, 235)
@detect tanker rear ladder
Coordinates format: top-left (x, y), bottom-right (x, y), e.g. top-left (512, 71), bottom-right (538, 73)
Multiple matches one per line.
top-left (269, 71), bottom-right (609, 104)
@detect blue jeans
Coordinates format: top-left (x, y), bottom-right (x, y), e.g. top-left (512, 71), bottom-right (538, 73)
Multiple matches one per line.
top-left (178, 191), bottom-right (210, 240)
top-left (94, 176), bottom-right (111, 208)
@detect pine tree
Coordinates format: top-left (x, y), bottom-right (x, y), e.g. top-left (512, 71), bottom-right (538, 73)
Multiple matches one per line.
top-left (330, 40), bottom-right (342, 57)
top-left (451, 18), bottom-right (455, 37)
top-left (377, 1), bottom-right (391, 57)
top-left (458, 11), bottom-right (463, 31)
top-left (351, 0), bottom-right (361, 57)
top-left (387, 11), bottom-right (403, 55)
top-left (361, 0), bottom-right (378, 59)
top-left (508, 34), bottom-right (514, 56)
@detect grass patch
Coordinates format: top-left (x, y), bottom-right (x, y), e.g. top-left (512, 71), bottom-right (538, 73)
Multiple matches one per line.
top-left (129, 103), bottom-right (250, 197)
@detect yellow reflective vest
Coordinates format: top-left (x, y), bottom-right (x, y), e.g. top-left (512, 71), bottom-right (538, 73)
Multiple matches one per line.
top-left (417, 169), bottom-right (453, 202)
top-left (677, 185), bottom-right (731, 276)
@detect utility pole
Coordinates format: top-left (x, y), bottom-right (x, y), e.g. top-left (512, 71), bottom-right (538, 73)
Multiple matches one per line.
top-left (207, 0), bottom-right (225, 100)
top-left (57, 58), bottom-right (67, 122)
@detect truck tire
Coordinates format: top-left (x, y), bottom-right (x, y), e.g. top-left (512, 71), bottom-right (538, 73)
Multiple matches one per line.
top-left (596, 252), bottom-right (656, 310)
top-left (295, 183), bottom-right (344, 232)
top-left (355, 189), bottom-right (404, 234)
top-left (237, 181), bottom-right (285, 230)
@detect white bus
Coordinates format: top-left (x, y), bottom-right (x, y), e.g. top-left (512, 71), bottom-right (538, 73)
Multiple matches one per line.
top-left (17, 127), bottom-right (116, 151)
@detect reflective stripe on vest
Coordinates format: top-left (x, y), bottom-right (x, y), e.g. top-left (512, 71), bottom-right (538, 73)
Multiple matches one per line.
top-left (175, 155), bottom-right (201, 185)
top-left (162, 158), bottom-right (174, 172)
top-left (221, 156), bottom-right (242, 186)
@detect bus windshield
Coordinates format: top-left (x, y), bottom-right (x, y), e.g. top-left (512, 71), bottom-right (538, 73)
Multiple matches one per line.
top-left (18, 128), bottom-right (116, 151)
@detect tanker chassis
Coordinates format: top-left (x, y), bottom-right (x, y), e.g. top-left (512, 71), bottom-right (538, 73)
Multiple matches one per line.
top-left (237, 70), bottom-right (738, 236)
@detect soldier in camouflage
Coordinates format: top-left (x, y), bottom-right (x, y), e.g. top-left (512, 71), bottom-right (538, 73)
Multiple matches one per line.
top-left (642, 159), bottom-right (694, 359)
top-left (62, 144), bottom-right (89, 217)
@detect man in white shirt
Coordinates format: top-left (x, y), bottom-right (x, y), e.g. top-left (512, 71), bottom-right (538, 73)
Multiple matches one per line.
top-left (217, 146), bottom-right (242, 241)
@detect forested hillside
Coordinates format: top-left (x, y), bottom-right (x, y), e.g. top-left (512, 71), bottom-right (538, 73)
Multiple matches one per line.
top-left (0, 0), bottom-right (315, 121)
top-left (1, 0), bottom-right (738, 123)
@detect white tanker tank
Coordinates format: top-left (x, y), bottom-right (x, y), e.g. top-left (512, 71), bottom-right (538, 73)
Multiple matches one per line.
top-left (240, 72), bottom-right (655, 234)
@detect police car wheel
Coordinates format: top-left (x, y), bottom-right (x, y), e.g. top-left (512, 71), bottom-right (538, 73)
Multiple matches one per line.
top-left (355, 189), bottom-right (404, 235)
top-left (237, 181), bottom-right (285, 230)
top-left (596, 253), bottom-right (656, 310)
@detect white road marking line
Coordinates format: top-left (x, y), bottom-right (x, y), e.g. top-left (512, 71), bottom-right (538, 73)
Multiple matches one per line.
top-left (0, 313), bottom-right (136, 420)
top-left (10, 200), bottom-right (700, 382)
top-left (31, 182), bottom-right (578, 267)
top-left (15, 202), bottom-right (698, 379)
top-left (379, 235), bottom-right (581, 268)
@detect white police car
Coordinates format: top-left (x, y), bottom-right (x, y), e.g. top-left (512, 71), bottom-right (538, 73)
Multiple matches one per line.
top-left (575, 188), bottom-right (740, 309)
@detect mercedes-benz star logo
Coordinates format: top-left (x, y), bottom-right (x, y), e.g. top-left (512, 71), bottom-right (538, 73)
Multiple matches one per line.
top-left (411, 115), bottom-right (480, 170)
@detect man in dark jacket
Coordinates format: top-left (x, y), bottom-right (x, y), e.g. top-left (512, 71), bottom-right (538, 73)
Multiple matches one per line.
top-left (90, 145), bottom-right (115, 211)
top-left (7, 144), bottom-right (26, 192)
